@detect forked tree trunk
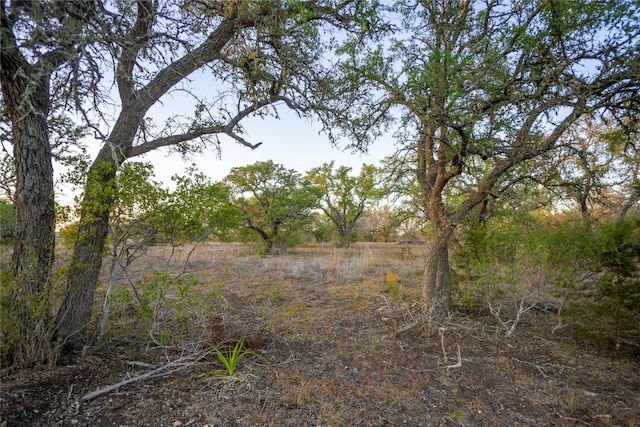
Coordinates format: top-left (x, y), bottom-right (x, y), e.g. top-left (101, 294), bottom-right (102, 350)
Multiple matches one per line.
top-left (422, 226), bottom-right (454, 320)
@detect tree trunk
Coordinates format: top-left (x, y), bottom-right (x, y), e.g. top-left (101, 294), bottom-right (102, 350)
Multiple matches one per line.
top-left (1, 58), bottom-right (56, 365)
top-left (337, 224), bottom-right (353, 247)
top-left (577, 194), bottom-right (592, 228)
top-left (56, 157), bottom-right (118, 350)
top-left (9, 105), bottom-right (56, 366)
top-left (422, 225), bottom-right (453, 320)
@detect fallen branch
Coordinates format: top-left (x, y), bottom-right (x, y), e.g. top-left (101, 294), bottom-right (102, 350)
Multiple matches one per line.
top-left (394, 316), bottom-right (424, 337)
top-left (79, 351), bottom-right (211, 403)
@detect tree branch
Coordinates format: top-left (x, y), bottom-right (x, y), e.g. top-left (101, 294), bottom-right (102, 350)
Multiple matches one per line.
top-left (127, 93), bottom-right (307, 158)
top-left (116, 0), bottom-right (154, 104)
top-left (78, 350), bottom-right (211, 403)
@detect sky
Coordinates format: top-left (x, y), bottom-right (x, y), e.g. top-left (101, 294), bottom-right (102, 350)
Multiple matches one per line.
top-left (54, 100), bottom-right (400, 206)
top-left (137, 105), bottom-right (398, 186)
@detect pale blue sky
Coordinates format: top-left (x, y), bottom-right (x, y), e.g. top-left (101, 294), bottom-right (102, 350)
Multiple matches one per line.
top-left (139, 106), bottom-right (398, 185)
top-left (54, 102), bottom-right (399, 206)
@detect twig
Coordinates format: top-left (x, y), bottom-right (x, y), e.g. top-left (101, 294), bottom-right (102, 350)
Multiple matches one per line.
top-left (127, 360), bottom-right (157, 369)
top-left (439, 327), bottom-right (462, 371)
top-left (445, 343), bottom-right (462, 371)
top-left (439, 327), bottom-right (447, 362)
top-left (393, 315), bottom-right (424, 337)
top-left (553, 408), bottom-right (590, 426)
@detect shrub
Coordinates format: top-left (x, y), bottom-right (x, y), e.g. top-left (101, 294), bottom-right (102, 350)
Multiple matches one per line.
top-left (105, 270), bottom-right (203, 343)
top-left (563, 219), bottom-right (640, 349)
top-left (0, 200), bottom-right (16, 241)
top-left (453, 217), bottom-right (549, 321)
top-left (454, 216), bottom-right (640, 348)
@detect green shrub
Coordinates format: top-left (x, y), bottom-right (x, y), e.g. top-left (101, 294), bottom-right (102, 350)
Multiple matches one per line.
top-left (0, 200), bottom-right (16, 241)
top-left (0, 267), bottom-right (58, 367)
top-left (104, 270), bottom-right (202, 343)
top-left (454, 216), bottom-right (640, 348)
top-left (563, 219), bottom-right (640, 349)
top-left (453, 218), bottom-right (548, 316)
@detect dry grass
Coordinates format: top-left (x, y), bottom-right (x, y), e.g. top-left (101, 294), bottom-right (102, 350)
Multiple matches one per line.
top-left (1, 242), bottom-right (639, 427)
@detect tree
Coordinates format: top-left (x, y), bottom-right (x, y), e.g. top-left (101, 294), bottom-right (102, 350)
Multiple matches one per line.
top-left (150, 167), bottom-right (240, 254)
top-left (306, 161), bottom-right (384, 246)
top-left (0, 0), bottom-right (102, 365)
top-left (97, 163), bottom-right (238, 339)
top-left (536, 117), bottom-right (629, 226)
top-left (226, 160), bottom-right (321, 254)
top-left (56, 0), bottom-right (366, 349)
top-left (336, 0), bottom-right (640, 320)
top-left (356, 205), bottom-right (401, 242)
top-left (605, 118), bottom-right (640, 220)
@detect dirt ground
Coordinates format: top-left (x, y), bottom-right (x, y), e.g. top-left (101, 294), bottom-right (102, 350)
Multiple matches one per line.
top-left (1, 243), bottom-right (639, 426)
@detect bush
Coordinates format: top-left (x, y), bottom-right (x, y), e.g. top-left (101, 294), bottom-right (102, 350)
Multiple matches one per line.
top-left (102, 270), bottom-right (219, 344)
top-left (453, 217), bottom-right (549, 315)
top-left (454, 216), bottom-right (640, 348)
top-left (0, 199), bottom-right (16, 241)
top-left (563, 219), bottom-right (640, 349)
top-left (0, 268), bottom-right (58, 368)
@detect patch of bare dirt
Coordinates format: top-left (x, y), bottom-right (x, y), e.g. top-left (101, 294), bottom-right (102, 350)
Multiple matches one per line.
top-left (1, 243), bottom-right (638, 426)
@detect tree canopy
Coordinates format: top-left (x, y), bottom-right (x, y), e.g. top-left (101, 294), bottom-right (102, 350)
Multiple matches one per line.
top-left (226, 160), bottom-right (321, 253)
top-left (306, 161), bottom-right (385, 247)
top-left (334, 0), bottom-right (640, 318)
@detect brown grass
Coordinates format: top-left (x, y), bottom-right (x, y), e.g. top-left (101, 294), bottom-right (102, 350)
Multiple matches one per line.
top-left (1, 242), bottom-right (639, 426)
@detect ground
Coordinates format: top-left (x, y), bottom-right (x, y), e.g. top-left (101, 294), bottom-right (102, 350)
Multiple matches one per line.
top-left (1, 243), bottom-right (639, 426)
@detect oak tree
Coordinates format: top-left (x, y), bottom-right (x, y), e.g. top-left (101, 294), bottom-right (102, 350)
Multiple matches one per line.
top-left (226, 160), bottom-right (321, 253)
top-left (0, 0), bottom-right (103, 365)
top-left (306, 161), bottom-right (385, 247)
top-left (336, 0), bottom-right (640, 320)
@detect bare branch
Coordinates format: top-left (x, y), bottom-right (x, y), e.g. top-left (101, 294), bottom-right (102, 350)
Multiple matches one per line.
top-left (116, 0), bottom-right (154, 103)
top-left (79, 350), bottom-right (211, 403)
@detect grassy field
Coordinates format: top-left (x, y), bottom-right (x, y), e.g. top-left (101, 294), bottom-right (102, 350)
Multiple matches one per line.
top-left (1, 242), bottom-right (639, 426)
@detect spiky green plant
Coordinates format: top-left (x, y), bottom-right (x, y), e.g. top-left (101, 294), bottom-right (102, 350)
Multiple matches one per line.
top-left (199, 336), bottom-right (267, 377)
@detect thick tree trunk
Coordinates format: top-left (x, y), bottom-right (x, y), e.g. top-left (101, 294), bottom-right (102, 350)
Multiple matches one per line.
top-left (56, 157), bottom-right (118, 350)
top-left (1, 54), bottom-right (56, 365)
top-left (9, 106), bottom-right (56, 366)
top-left (337, 224), bottom-right (353, 247)
top-left (422, 226), bottom-right (453, 320)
